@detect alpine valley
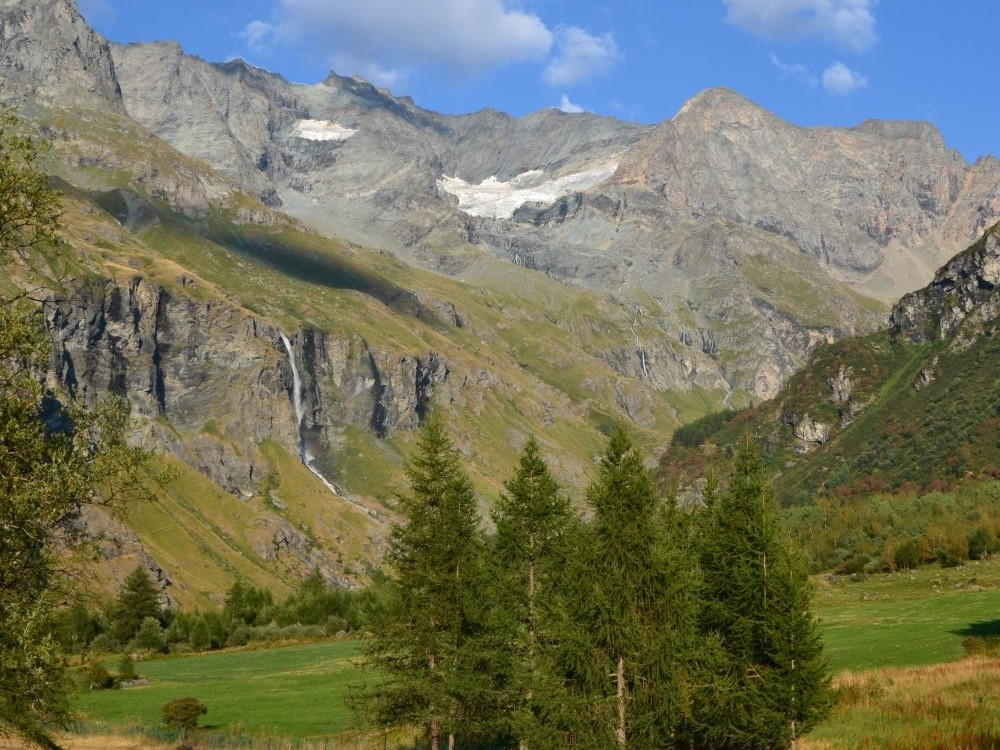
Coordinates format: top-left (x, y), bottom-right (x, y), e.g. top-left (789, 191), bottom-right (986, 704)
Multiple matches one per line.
top-left (2, 0), bottom-right (999, 605)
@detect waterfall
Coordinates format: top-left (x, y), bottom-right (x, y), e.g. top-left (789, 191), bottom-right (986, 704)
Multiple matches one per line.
top-left (631, 318), bottom-right (651, 380)
top-left (279, 333), bottom-right (340, 496)
top-left (280, 333), bottom-right (307, 461)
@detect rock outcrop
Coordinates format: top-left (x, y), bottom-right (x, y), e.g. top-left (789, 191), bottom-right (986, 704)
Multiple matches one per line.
top-left (890, 225), bottom-right (1000, 344)
top-left (44, 275), bottom-right (448, 497)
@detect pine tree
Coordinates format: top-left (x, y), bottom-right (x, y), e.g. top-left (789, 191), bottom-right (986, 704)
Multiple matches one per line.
top-left (696, 439), bottom-right (831, 750)
top-left (491, 437), bottom-right (573, 749)
top-left (111, 567), bottom-right (163, 645)
top-left (557, 425), bottom-right (699, 748)
top-left (357, 413), bottom-right (491, 750)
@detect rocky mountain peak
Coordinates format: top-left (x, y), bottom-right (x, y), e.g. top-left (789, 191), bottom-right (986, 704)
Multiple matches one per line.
top-left (673, 86), bottom-right (774, 125)
top-left (0, 0), bottom-right (124, 112)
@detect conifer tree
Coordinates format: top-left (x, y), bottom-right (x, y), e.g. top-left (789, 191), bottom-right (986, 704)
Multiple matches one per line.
top-left (492, 437), bottom-right (573, 749)
top-left (696, 439), bottom-right (831, 750)
top-left (111, 567), bottom-right (163, 645)
top-left (557, 425), bottom-right (699, 748)
top-left (358, 413), bottom-right (490, 750)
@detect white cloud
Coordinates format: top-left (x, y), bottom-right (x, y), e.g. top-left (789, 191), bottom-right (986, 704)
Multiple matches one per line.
top-left (241, 20), bottom-right (278, 52)
top-left (770, 53), bottom-right (817, 87)
top-left (723, 0), bottom-right (879, 52)
top-left (245, 0), bottom-right (552, 75)
top-left (822, 61), bottom-right (867, 95)
top-left (543, 26), bottom-right (620, 87)
top-left (78, 0), bottom-right (117, 24)
top-left (558, 94), bottom-right (585, 113)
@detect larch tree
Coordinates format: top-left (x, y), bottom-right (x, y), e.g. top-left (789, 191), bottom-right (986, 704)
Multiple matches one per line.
top-left (557, 425), bottom-right (700, 749)
top-left (491, 436), bottom-right (574, 750)
top-left (696, 439), bottom-right (831, 750)
top-left (357, 413), bottom-right (491, 750)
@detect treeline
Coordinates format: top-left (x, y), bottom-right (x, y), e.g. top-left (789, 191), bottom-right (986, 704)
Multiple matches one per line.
top-left (787, 480), bottom-right (1000, 573)
top-left (354, 416), bottom-right (832, 750)
top-left (53, 567), bottom-right (383, 661)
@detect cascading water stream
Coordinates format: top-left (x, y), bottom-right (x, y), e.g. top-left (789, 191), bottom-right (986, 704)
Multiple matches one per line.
top-left (280, 333), bottom-right (306, 460)
top-left (279, 333), bottom-right (341, 497)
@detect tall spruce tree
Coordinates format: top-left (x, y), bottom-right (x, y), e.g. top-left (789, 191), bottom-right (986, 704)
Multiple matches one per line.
top-left (557, 425), bottom-right (699, 748)
top-left (111, 567), bottom-right (163, 645)
top-left (358, 413), bottom-right (491, 750)
top-left (696, 439), bottom-right (831, 750)
top-left (492, 437), bottom-right (573, 750)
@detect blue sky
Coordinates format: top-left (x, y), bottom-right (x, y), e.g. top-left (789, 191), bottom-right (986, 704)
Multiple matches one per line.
top-left (80, 0), bottom-right (998, 161)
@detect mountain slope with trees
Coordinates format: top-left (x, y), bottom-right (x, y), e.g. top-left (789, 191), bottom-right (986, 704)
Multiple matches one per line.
top-left (661, 222), bottom-right (1000, 506)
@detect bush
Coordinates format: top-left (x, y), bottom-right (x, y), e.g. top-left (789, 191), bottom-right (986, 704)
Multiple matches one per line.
top-left (962, 635), bottom-right (1000, 657)
top-left (893, 539), bottom-right (920, 570)
top-left (162, 697), bottom-right (207, 734)
top-left (89, 633), bottom-right (120, 654)
top-left (117, 653), bottom-right (137, 682)
top-left (968, 526), bottom-right (996, 560)
top-left (84, 661), bottom-right (115, 690)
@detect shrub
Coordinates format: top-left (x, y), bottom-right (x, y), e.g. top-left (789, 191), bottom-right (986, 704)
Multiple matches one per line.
top-left (117, 653), bottom-right (137, 682)
top-left (162, 697), bottom-right (207, 734)
top-left (968, 526), bottom-right (996, 560)
top-left (84, 661), bottom-right (115, 690)
top-left (893, 539), bottom-right (920, 570)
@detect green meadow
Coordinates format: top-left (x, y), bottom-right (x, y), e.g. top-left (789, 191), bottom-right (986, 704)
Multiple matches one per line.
top-left (75, 641), bottom-right (362, 739)
top-left (75, 557), bottom-right (1000, 741)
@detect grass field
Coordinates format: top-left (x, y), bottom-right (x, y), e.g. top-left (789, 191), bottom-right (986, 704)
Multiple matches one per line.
top-left (815, 557), bottom-right (1000, 672)
top-left (75, 641), bottom-right (363, 739)
top-left (74, 558), bottom-right (1000, 743)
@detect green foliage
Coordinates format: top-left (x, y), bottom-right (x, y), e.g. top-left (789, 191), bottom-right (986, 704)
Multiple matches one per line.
top-left (161, 697), bottom-right (207, 734)
top-left (117, 653), bottom-right (137, 683)
top-left (357, 413), bottom-right (491, 748)
top-left (111, 567), bottom-right (163, 645)
top-left (0, 107), bottom-right (60, 266)
top-left (490, 436), bottom-right (573, 748)
top-left (83, 661), bottom-right (115, 691)
top-left (0, 108), bottom-right (151, 749)
top-left (671, 408), bottom-right (738, 448)
top-left (131, 616), bottom-right (166, 653)
top-left (784, 480), bottom-right (1000, 573)
top-left (223, 579), bottom-right (275, 627)
top-left (556, 425), bottom-right (701, 747)
top-left (695, 440), bottom-right (832, 749)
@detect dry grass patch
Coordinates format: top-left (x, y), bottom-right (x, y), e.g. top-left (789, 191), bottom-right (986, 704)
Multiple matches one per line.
top-left (803, 657), bottom-right (1000, 749)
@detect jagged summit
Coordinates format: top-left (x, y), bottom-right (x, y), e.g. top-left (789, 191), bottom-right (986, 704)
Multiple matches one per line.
top-left (673, 86), bottom-right (768, 120)
top-left (0, 0), bottom-right (124, 111)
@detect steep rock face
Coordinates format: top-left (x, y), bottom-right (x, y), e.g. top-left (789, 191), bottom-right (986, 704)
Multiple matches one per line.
top-left (890, 225), bottom-right (1000, 344)
top-left (110, 42), bottom-right (296, 205)
top-left (44, 275), bottom-right (448, 496)
top-left (0, 0), bottom-right (123, 112)
top-left (618, 89), bottom-right (976, 274)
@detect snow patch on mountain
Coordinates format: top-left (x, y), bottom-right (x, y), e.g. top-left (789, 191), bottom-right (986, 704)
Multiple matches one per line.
top-left (293, 119), bottom-right (358, 141)
top-left (438, 163), bottom-right (618, 219)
